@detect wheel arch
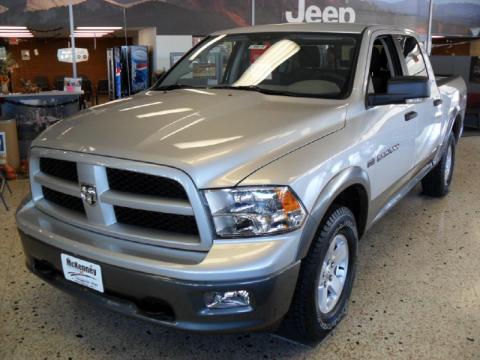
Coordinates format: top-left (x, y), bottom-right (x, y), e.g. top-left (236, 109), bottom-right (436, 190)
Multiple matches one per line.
top-left (296, 167), bottom-right (370, 261)
top-left (452, 113), bottom-right (463, 144)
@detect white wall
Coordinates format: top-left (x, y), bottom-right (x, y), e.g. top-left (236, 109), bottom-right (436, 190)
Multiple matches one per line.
top-left (155, 35), bottom-right (193, 73)
top-left (430, 56), bottom-right (480, 93)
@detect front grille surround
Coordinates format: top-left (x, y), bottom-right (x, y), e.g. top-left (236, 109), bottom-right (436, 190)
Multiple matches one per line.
top-left (30, 148), bottom-right (214, 252)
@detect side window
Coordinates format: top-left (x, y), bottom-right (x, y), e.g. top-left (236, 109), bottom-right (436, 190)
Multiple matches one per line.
top-left (396, 35), bottom-right (428, 77)
top-left (368, 37), bottom-right (399, 94)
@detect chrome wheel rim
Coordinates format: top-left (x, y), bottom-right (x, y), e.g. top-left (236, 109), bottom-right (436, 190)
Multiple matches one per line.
top-left (444, 144), bottom-right (453, 186)
top-left (317, 234), bottom-right (349, 314)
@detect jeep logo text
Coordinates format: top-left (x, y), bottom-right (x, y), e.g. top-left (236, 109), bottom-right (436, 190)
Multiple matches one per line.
top-left (285, 0), bottom-right (356, 23)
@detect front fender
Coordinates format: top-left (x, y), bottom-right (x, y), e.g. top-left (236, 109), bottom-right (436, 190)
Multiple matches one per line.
top-left (296, 166), bottom-right (370, 260)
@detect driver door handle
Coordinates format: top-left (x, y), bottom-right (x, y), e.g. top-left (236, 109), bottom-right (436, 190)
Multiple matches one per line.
top-left (405, 111), bottom-right (417, 121)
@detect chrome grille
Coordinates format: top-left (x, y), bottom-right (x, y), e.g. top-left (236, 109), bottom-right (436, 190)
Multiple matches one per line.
top-left (40, 158), bottom-right (78, 182)
top-left (114, 206), bottom-right (199, 235)
top-left (107, 168), bottom-right (188, 200)
top-left (42, 186), bottom-right (86, 215)
top-left (30, 148), bottom-right (213, 252)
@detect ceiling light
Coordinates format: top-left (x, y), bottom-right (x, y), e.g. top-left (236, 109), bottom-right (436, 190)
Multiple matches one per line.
top-left (73, 35), bottom-right (106, 38)
top-left (0, 26), bottom-right (28, 30)
top-left (0, 29), bottom-right (32, 33)
top-left (74, 32), bottom-right (111, 35)
top-left (74, 32), bottom-right (110, 37)
top-left (75, 30), bottom-right (113, 33)
top-left (77, 26), bottom-right (122, 30)
top-left (0, 33), bottom-right (33, 38)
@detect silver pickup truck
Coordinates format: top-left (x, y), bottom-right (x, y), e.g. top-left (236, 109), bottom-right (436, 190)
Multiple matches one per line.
top-left (16, 23), bottom-right (466, 341)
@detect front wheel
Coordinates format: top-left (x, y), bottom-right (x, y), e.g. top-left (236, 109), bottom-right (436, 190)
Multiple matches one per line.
top-left (289, 206), bottom-right (358, 342)
top-left (422, 133), bottom-right (456, 197)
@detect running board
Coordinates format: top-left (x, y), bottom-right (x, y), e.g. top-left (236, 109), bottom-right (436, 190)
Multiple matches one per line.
top-left (371, 161), bottom-right (434, 226)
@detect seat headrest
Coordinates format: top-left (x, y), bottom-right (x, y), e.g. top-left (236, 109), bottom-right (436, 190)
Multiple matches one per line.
top-left (349, 46), bottom-right (355, 61)
top-left (298, 46), bottom-right (320, 68)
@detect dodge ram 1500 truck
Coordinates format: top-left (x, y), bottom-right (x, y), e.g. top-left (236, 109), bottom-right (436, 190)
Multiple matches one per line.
top-left (16, 23), bottom-right (467, 341)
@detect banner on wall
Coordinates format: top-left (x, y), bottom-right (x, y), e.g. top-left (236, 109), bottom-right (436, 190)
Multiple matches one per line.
top-left (0, 0), bottom-right (478, 37)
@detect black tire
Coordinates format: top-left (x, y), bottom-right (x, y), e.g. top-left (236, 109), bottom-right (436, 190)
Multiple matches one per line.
top-left (289, 206), bottom-right (358, 342)
top-left (421, 133), bottom-right (456, 197)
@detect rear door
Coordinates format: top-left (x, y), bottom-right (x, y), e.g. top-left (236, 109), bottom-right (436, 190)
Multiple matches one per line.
top-left (394, 35), bottom-right (442, 168)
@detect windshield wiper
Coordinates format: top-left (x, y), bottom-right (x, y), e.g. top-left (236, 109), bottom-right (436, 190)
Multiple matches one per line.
top-left (212, 85), bottom-right (302, 97)
top-left (155, 84), bottom-right (200, 91)
top-left (212, 85), bottom-right (261, 91)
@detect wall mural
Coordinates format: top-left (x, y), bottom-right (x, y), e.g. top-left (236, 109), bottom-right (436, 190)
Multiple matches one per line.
top-left (0, 0), bottom-right (477, 37)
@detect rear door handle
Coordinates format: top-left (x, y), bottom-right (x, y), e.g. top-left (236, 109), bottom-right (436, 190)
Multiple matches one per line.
top-left (405, 111), bottom-right (417, 121)
top-left (433, 99), bottom-right (443, 106)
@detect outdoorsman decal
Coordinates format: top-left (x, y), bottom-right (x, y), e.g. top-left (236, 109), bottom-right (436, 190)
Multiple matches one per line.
top-left (367, 144), bottom-right (400, 168)
top-left (377, 144), bottom-right (400, 163)
top-left (285, 0), bottom-right (356, 23)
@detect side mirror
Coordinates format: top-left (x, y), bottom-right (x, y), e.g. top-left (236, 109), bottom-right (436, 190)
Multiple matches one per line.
top-left (368, 76), bottom-right (430, 107)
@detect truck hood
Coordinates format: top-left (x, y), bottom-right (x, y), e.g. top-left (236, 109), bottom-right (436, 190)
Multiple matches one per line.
top-left (34, 89), bottom-right (347, 188)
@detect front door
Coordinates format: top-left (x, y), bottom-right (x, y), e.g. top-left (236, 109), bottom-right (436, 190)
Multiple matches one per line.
top-left (364, 34), bottom-right (417, 200)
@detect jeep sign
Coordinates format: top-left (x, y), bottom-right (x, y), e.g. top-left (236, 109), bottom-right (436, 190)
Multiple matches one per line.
top-left (285, 0), bottom-right (356, 23)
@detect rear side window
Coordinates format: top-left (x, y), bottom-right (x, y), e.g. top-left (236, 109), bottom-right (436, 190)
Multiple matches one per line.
top-left (396, 35), bottom-right (428, 77)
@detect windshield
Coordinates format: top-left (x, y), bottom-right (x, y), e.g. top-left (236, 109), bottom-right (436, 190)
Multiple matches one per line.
top-left (155, 32), bottom-right (359, 99)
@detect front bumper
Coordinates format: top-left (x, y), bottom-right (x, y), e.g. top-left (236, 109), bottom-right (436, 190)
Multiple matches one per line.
top-left (16, 201), bottom-right (302, 333)
top-left (20, 232), bottom-right (299, 333)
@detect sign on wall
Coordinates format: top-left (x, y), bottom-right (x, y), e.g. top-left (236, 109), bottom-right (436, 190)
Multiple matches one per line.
top-left (57, 48), bottom-right (89, 63)
top-left (284, 1), bottom-right (356, 23)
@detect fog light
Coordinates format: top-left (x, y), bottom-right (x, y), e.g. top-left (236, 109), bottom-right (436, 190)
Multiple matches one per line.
top-left (204, 290), bottom-right (251, 309)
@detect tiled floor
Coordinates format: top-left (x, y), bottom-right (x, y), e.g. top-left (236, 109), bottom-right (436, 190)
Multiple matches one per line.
top-left (1, 137), bottom-right (479, 359)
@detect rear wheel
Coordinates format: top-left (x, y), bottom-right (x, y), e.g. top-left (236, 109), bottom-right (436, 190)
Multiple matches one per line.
top-left (289, 206), bottom-right (358, 342)
top-left (422, 133), bottom-right (456, 197)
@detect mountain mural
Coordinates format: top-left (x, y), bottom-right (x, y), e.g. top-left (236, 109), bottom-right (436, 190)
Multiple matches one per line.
top-left (0, 0), bottom-right (477, 36)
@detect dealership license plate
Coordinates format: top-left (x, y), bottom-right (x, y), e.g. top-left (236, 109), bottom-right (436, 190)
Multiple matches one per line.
top-left (61, 254), bottom-right (104, 293)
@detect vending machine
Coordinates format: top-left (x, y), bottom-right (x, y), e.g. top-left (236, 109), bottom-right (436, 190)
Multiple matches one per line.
top-left (107, 45), bottom-right (149, 99)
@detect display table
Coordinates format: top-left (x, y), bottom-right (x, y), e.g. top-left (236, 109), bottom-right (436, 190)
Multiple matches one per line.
top-left (0, 91), bottom-right (83, 159)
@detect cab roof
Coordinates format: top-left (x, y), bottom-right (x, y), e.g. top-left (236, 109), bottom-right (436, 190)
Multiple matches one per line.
top-left (213, 23), bottom-right (413, 36)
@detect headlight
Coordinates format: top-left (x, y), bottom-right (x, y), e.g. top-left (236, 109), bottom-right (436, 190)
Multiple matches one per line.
top-left (203, 187), bottom-right (306, 238)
